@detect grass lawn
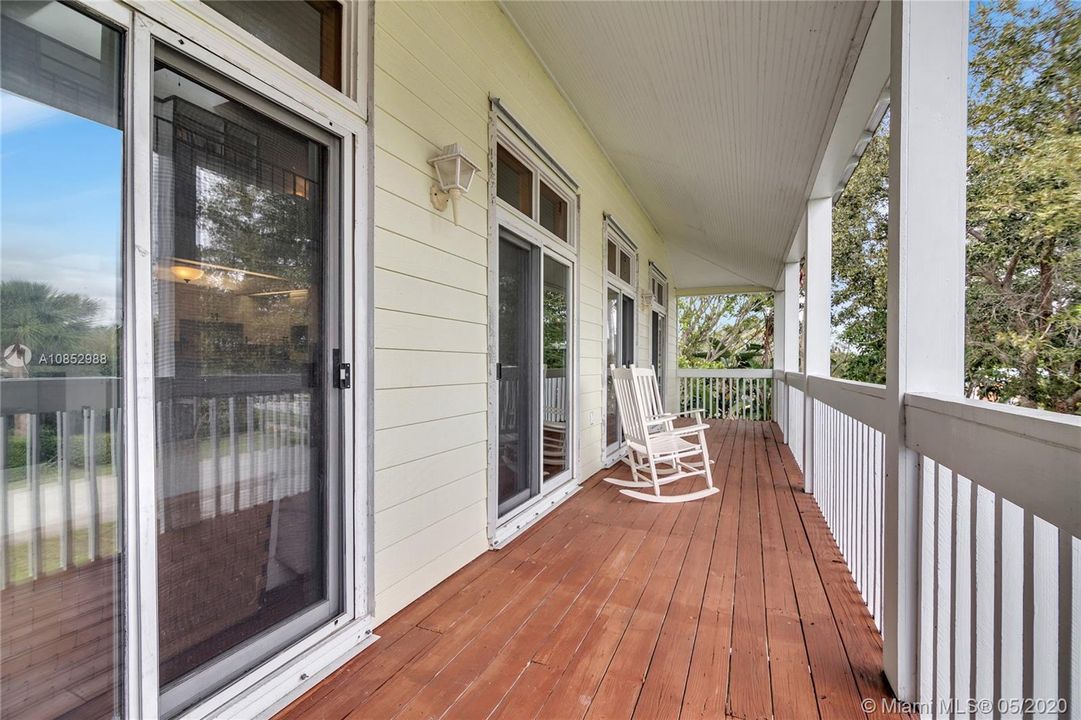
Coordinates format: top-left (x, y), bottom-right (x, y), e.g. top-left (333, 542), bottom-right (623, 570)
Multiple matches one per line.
top-left (6, 521), bottom-right (118, 584)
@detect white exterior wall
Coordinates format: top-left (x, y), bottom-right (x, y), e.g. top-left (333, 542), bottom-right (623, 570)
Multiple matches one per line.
top-left (372, 1), bottom-right (675, 621)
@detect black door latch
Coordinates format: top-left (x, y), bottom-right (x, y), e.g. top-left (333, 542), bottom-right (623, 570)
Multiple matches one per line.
top-left (333, 349), bottom-right (351, 389)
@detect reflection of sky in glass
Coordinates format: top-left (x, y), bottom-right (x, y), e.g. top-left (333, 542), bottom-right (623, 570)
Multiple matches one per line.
top-left (1, 90), bottom-right (123, 327)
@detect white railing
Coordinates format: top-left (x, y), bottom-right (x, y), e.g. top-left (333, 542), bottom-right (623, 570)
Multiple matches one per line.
top-left (809, 381), bottom-right (887, 628)
top-left (0, 378), bottom-right (119, 590)
top-left (677, 368), bottom-right (773, 421)
top-left (907, 394), bottom-right (1080, 719)
top-left (0, 376), bottom-right (314, 589)
top-left (776, 371), bottom-right (805, 471)
top-left (774, 370), bottom-right (1080, 715)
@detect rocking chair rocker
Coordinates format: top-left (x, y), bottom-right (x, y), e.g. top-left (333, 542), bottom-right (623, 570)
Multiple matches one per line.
top-left (607, 365), bottom-right (719, 503)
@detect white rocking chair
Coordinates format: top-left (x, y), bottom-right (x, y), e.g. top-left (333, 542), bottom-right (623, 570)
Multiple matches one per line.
top-left (607, 365), bottom-right (719, 503)
top-left (620, 365), bottom-right (713, 476)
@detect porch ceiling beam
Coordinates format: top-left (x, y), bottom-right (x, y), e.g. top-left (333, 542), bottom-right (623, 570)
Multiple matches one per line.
top-left (882, 0), bottom-right (968, 703)
top-left (673, 285), bottom-right (772, 298)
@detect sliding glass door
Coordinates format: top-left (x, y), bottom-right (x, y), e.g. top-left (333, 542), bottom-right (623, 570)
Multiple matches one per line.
top-left (150, 53), bottom-right (341, 716)
top-left (604, 287), bottom-right (636, 456)
top-left (495, 224), bottom-right (576, 518)
top-left (541, 256), bottom-right (571, 483)
top-left (651, 310), bottom-right (666, 404)
top-left (2, 2), bottom-right (368, 717)
top-left (0, 3), bottom-right (125, 717)
top-left (496, 231), bottom-right (540, 515)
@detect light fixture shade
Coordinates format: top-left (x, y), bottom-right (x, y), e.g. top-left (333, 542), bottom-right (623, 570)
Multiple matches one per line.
top-left (429, 143), bottom-right (479, 194)
top-left (170, 264), bottom-right (204, 283)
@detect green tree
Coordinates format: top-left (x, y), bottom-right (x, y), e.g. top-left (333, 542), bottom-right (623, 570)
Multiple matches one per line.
top-left (197, 174), bottom-right (319, 286)
top-left (965, 0), bottom-right (1080, 412)
top-left (829, 0), bottom-right (1080, 413)
top-left (831, 115), bottom-right (889, 385)
top-left (543, 287), bottom-right (568, 368)
top-left (677, 293), bottom-right (773, 369)
top-left (0, 280), bottom-right (103, 377)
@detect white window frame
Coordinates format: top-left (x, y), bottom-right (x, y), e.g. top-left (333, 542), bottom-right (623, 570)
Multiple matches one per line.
top-left (648, 263), bottom-right (669, 405)
top-left (602, 215), bottom-right (639, 466)
top-left (487, 105), bottom-right (581, 548)
top-left (131, 0), bottom-right (369, 120)
top-left (39, 1), bottom-right (376, 718)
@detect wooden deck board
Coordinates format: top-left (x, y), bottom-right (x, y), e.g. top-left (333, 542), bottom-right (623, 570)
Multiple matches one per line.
top-left (276, 420), bottom-right (911, 720)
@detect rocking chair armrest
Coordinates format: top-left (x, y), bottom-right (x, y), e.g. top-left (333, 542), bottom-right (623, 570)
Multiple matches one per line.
top-left (663, 422), bottom-right (711, 437)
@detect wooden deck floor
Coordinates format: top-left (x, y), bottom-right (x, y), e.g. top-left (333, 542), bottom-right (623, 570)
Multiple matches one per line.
top-left (278, 420), bottom-right (910, 720)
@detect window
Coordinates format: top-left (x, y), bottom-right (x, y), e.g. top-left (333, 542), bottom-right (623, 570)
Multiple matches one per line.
top-left (538, 180), bottom-right (568, 240)
top-left (603, 220), bottom-right (637, 460)
top-left (490, 112), bottom-right (578, 538)
top-left (0, 4), bottom-right (124, 718)
top-left (649, 267), bottom-right (669, 403)
top-left (496, 144), bottom-right (532, 215)
top-left (651, 276), bottom-right (667, 307)
top-left (205, 1), bottom-right (342, 89)
top-left (495, 140), bottom-right (574, 246)
top-left (619, 249), bottom-right (632, 284)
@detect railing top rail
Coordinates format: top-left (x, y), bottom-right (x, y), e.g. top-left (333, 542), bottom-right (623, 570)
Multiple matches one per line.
top-left (1, 376), bottom-right (120, 415)
top-left (805, 373), bottom-right (887, 400)
top-left (905, 391), bottom-right (1081, 538)
top-left (906, 391), bottom-right (1081, 451)
top-left (677, 368), bottom-right (773, 379)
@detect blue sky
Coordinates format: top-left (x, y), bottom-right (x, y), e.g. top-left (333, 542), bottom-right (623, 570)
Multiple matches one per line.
top-left (1, 90), bottom-right (123, 326)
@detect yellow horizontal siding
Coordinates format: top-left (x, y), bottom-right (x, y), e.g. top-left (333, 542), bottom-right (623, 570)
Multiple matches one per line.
top-left (371, 0), bottom-right (674, 623)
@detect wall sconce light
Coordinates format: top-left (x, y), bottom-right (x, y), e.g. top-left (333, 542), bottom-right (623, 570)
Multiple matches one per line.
top-left (639, 287), bottom-right (655, 306)
top-left (170, 264), bottom-right (205, 284)
top-left (428, 143), bottom-right (479, 225)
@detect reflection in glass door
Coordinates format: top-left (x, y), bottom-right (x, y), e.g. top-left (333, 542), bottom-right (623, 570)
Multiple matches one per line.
top-left (651, 310), bottom-right (666, 404)
top-left (605, 288), bottom-right (635, 456)
top-left (0, 3), bottom-right (125, 718)
top-left (542, 256), bottom-right (570, 482)
top-left (497, 231), bottom-right (539, 514)
top-left (151, 56), bottom-right (340, 714)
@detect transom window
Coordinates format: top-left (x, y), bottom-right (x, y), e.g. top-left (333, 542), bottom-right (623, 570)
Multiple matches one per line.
top-left (650, 272), bottom-right (667, 308)
top-left (496, 144), bottom-right (532, 216)
top-left (494, 134), bottom-right (575, 246)
top-left (205, 1), bottom-right (343, 90)
top-left (607, 238), bottom-right (635, 286)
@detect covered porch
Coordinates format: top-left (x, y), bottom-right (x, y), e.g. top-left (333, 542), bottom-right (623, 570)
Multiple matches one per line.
top-left (278, 419), bottom-right (909, 720)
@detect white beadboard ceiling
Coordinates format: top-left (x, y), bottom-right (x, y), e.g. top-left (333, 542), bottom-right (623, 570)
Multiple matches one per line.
top-left (501, 0), bottom-right (876, 291)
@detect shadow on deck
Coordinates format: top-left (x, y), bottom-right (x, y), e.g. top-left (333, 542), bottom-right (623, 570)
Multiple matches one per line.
top-left (279, 420), bottom-right (910, 720)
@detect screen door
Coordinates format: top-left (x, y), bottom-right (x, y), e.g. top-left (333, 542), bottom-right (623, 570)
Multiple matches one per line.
top-left (150, 52), bottom-right (341, 715)
top-left (496, 229), bottom-right (541, 516)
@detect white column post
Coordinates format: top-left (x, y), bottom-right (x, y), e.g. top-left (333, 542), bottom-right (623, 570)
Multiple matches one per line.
top-left (773, 290), bottom-right (783, 424)
top-left (775, 262), bottom-right (800, 442)
top-left (883, 0), bottom-right (968, 703)
top-left (803, 197), bottom-right (832, 493)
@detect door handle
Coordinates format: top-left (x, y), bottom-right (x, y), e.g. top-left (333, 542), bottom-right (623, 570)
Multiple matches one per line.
top-left (333, 349), bottom-right (351, 389)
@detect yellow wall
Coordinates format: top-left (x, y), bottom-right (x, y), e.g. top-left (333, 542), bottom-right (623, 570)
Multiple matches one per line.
top-left (372, 0), bottom-right (676, 621)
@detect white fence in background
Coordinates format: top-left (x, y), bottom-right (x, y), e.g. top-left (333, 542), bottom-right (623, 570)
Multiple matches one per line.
top-left (677, 368), bottom-right (773, 421)
top-left (775, 369), bottom-right (1080, 716)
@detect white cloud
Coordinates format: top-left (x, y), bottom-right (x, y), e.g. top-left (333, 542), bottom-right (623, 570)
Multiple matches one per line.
top-left (0, 92), bottom-right (63, 136)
